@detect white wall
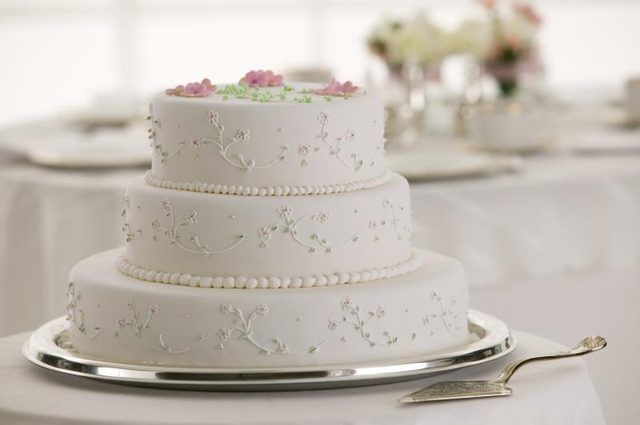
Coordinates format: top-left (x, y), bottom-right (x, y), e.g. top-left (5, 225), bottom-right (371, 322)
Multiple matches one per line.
top-left (1, 0), bottom-right (639, 125)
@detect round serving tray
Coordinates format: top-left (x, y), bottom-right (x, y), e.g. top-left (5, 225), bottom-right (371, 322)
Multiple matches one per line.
top-left (23, 310), bottom-right (515, 391)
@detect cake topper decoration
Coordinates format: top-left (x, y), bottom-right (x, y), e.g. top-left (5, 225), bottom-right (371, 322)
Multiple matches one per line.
top-left (239, 70), bottom-right (284, 87)
top-left (314, 78), bottom-right (359, 97)
top-left (165, 78), bottom-right (216, 97)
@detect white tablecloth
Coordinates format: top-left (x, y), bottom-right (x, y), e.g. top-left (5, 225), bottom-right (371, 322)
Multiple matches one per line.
top-left (0, 331), bottom-right (606, 425)
top-left (411, 154), bottom-right (640, 285)
top-left (0, 162), bottom-right (140, 335)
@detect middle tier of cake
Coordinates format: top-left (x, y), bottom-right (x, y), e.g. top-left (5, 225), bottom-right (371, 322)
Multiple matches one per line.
top-left (120, 173), bottom-right (419, 288)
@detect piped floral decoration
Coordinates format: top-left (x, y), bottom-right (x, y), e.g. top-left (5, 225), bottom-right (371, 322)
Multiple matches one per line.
top-left (239, 70), bottom-right (284, 87)
top-left (165, 78), bottom-right (216, 97)
top-left (314, 78), bottom-right (359, 97)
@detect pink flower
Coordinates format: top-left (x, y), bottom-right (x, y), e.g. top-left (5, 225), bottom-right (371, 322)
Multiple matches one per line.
top-left (477, 0), bottom-right (498, 10)
top-left (313, 78), bottom-right (359, 97)
top-left (513, 2), bottom-right (542, 26)
top-left (165, 78), bottom-right (216, 97)
top-left (504, 33), bottom-right (525, 51)
top-left (239, 70), bottom-right (284, 87)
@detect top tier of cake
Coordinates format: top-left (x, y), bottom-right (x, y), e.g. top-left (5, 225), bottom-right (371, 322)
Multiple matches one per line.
top-left (148, 83), bottom-right (388, 195)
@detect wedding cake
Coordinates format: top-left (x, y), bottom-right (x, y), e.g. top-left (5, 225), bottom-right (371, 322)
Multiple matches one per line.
top-left (66, 72), bottom-right (471, 368)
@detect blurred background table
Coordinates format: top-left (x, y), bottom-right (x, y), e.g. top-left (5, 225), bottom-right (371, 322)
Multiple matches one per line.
top-left (0, 331), bottom-right (605, 425)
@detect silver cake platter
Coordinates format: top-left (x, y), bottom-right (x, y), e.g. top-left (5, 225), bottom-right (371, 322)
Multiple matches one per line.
top-left (23, 310), bottom-right (515, 391)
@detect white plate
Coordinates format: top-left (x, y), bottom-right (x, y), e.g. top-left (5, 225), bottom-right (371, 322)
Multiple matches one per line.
top-left (386, 146), bottom-right (522, 181)
top-left (599, 107), bottom-right (640, 130)
top-left (0, 118), bottom-right (150, 168)
top-left (471, 138), bottom-right (556, 154)
top-left (0, 123), bottom-right (150, 168)
top-left (27, 135), bottom-right (150, 168)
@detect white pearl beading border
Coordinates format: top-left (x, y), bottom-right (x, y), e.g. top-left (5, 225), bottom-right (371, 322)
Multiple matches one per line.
top-left (144, 170), bottom-right (392, 196)
top-left (116, 250), bottom-right (423, 289)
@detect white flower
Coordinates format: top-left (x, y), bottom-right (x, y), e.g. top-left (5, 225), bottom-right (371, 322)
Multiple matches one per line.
top-left (126, 299), bottom-right (135, 309)
top-left (221, 303), bottom-right (234, 314)
top-left (450, 19), bottom-right (492, 58)
top-left (256, 304), bottom-right (269, 316)
top-left (257, 226), bottom-right (272, 241)
top-left (149, 304), bottom-right (159, 316)
top-left (218, 327), bottom-right (232, 341)
top-left (208, 111), bottom-right (219, 126)
top-left (375, 306), bottom-right (386, 318)
top-left (235, 129), bottom-right (250, 141)
top-left (312, 211), bottom-right (330, 223)
top-left (328, 319), bottom-right (339, 331)
top-left (368, 220), bottom-right (378, 231)
top-left (341, 298), bottom-right (354, 311)
top-left (185, 211), bottom-right (198, 224)
top-left (277, 205), bottom-right (293, 220)
top-left (384, 13), bottom-right (454, 66)
top-left (298, 144), bottom-right (312, 157)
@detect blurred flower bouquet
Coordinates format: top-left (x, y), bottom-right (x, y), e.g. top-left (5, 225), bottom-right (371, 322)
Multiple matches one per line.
top-left (465, 0), bottom-right (543, 97)
top-left (368, 14), bottom-right (460, 146)
top-left (368, 14), bottom-right (454, 77)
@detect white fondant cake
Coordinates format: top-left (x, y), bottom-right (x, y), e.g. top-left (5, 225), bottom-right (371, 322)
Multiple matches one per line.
top-left (149, 84), bottom-right (387, 193)
top-left (64, 74), bottom-right (473, 368)
top-left (122, 173), bottom-right (416, 286)
top-left (68, 249), bottom-right (469, 367)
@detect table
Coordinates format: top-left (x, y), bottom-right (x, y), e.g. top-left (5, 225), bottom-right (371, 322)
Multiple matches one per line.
top-left (471, 265), bottom-right (640, 425)
top-left (0, 160), bottom-right (141, 336)
top-left (0, 331), bottom-right (606, 425)
top-left (411, 154), bottom-right (640, 285)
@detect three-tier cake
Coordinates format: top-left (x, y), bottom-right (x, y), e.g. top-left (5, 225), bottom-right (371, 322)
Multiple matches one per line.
top-left (66, 73), bottom-right (471, 368)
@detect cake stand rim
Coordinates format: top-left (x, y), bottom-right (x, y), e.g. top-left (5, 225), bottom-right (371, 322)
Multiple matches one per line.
top-left (22, 310), bottom-right (516, 391)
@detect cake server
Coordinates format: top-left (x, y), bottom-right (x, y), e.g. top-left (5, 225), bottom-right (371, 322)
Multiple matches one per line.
top-left (399, 335), bottom-right (606, 403)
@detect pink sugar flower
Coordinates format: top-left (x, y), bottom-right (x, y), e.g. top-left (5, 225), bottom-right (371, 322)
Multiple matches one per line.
top-left (165, 78), bottom-right (215, 97)
top-left (513, 2), bottom-right (542, 26)
top-left (314, 78), bottom-right (359, 97)
top-left (477, 0), bottom-right (498, 10)
top-left (239, 70), bottom-right (284, 87)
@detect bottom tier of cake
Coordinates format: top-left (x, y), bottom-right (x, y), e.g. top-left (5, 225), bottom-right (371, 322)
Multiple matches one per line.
top-left (67, 249), bottom-right (471, 368)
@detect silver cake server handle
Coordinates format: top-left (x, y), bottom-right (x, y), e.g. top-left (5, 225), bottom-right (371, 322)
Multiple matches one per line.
top-left (400, 335), bottom-right (607, 403)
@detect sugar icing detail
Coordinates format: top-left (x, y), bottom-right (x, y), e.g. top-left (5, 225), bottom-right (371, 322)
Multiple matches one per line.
top-left (257, 204), bottom-right (357, 254)
top-left (116, 299), bottom-right (190, 354)
top-left (116, 250), bottom-right (424, 289)
top-left (150, 198), bottom-right (245, 256)
top-left (66, 282), bottom-right (102, 338)
top-left (297, 112), bottom-right (363, 171)
top-left (148, 104), bottom-right (185, 163)
top-left (165, 78), bottom-right (215, 98)
top-left (144, 170), bottom-right (392, 196)
top-left (423, 291), bottom-right (467, 335)
top-left (326, 298), bottom-right (417, 347)
top-left (186, 111), bottom-right (288, 172)
top-left (121, 194), bottom-right (142, 243)
top-left (197, 304), bottom-right (291, 355)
